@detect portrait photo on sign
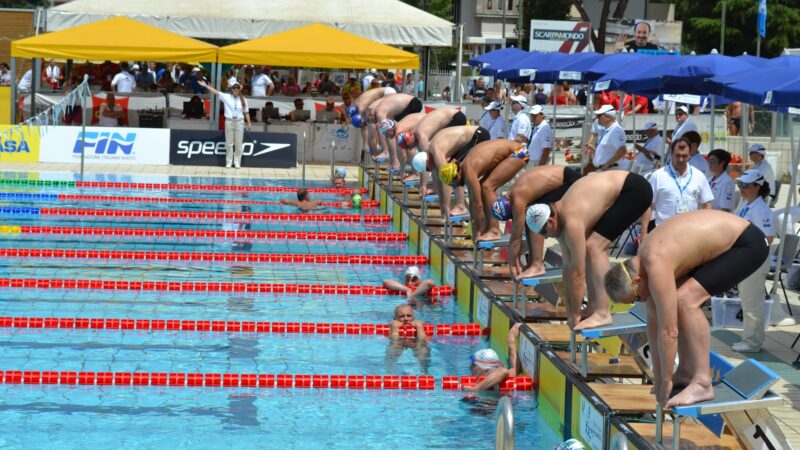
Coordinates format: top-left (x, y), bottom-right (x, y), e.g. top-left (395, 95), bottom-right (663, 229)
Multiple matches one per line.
top-left (607, 19), bottom-right (682, 54)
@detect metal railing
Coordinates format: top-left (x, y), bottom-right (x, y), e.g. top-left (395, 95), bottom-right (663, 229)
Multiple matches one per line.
top-left (495, 396), bottom-right (514, 450)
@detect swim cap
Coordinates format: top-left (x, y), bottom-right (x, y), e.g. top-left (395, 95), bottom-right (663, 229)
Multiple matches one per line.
top-left (397, 130), bottom-right (416, 149)
top-left (439, 162), bottom-right (459, 185)
top-left (404, 266), bottom-right (421, 279)
top-left (471, 349), bottom-right (502, 370)
top-left (377, 119), bottom-right (396, 136)
top-left (555, 439), bottom-right (586, 450)
top-left (345, 105), bottom-right (357, 118)
top-left (412, 152), bottom-right (427, 173)
top-left (525, 204), bottom-right (550, 234)
top-left (334, 167), bottom-right (346, 179)
top-left (351, 113), bottom-right (363, 128)
top-left (351, 193), bottom-right (362, 209)
top-left (491, 195), bottom-right (512, 221)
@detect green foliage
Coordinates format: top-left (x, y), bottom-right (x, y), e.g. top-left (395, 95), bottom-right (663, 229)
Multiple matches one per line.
top-left (399, 0), bottom-right (454, 22)
top-left (0, 0), bottom-right (49, 7)
top-left (519, 0), bottom-right (573, 50)
top-left (675, 0), bottom-right (800, 57)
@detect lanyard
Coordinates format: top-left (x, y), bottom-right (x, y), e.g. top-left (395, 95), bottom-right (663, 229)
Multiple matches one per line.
top-left (667, 164), bottom-right (692, 197)
top-left (738, 200), bottom-right (753, 218)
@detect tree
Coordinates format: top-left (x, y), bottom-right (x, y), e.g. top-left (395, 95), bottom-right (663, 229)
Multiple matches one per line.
top-left (0, 0), bottom-right (49, 7)
top-left (519, 0), bottom-right (572, 50)
top-left (675, 0), bottom-right (800, 57)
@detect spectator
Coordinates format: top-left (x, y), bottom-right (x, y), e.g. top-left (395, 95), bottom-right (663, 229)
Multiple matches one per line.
top-left (707, 149), bottom-right (735, 212)
top-left (441, 86), bottom-right (452, 102)
top-left (301, 81), bottom-right (314, 95)
top-left (384, 71), bottom-right (398, 91)
top-left (270, 70), bottom-right (283, 92)
top-left (382, 266), bottom-right (434, 302)
top-left (462, 324), bottom-right (521, 392)
top-left (480, 101), bottom-right (505, 140)
top-left (632, 121), bottom-right (662, 173)
top-left (98, 93), bottom-right (124, 127)
top-left (668, 105), bottom-right (698, 144)
top-left (484, 87), bottom-right (496, 102)
top-left (317, 73), bottom-right (336, 96)
top-left (494, 80), bottom-right (506, 104)
top-left (0, 63), bottom-right (12, 86)
top-left (534, 85), bottom-right (547, 105)
top-left (186, 67), bottom-right (206, 94)
top-left (466, 78), bottom-right (487, 103)
top-left (507, 95), bottom-right (531, 145)
top-left (402, 73), bottom-right (415, 95)
top-left (340, 92), bottom-right (353, 123)
top-left (289, 98), bottom-right (308, 122)
top-left (527, 104), bottom-right (554, 167)
top-left (682, 130), bottom-right (710, 177)
top-left (44, 59), bottom-right (62, 91)
top-left (312, 72), bottom-right (324, 89)
top-left (198, 78), bottom-right (252, 169)
top-left (342, 77), bottom-right (360, 98)
top-left (181, 95), bottom-right (206, 119)
top-left (61, 81), bottom-right (83, 125)
top-left (362, 69), bottom-right (377, 92)
top-left (748, 144), bottom-right (777, 202)
top-left (282, 76), bottom-right (302, 96)
top-left (591, 105), bottom-right (627, 172)
top-left (416, 75), bottom-right (424, 98)
top-left (251, 66), bottom-right (274, 97)
top-left (111, 62), bottom-right (136, 93)
top-left (133, 64), bottom-right (155, 91)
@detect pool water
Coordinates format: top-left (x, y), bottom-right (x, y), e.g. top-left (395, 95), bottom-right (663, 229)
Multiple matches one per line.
top-left (0, 172), bottom-right (561, 449)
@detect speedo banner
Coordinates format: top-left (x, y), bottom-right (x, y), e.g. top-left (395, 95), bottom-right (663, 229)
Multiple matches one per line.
top-left (169, 130), bottom-right (297, 168)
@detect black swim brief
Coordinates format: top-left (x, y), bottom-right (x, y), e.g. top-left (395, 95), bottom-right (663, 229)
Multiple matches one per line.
top-left (688, 223), bottom-right (769, 296)
top-left (395, 97), bottom-right (423, 122)
top-left (450, 127), bottom-right (490, 164)
top-left (534, 167), bottom-right (582, 205)
top-left (592, 172), bottom-right (653, 241)
top-left (731, 117), bottom-right (741, 130)
top-left (445, 111), bottom-right (468, 128)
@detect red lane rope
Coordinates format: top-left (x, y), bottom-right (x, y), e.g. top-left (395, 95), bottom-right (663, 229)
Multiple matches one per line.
top-left (18, 226), bottom-right (407, 242)
top-left (0, 370), bottom-right (533, 390)
top-left (0, 278), bottom-right (454, 296)
top-left (0, 316), bottom-right (486, 336)
top-left (0, 248), bottom-right (426, 265)
top-left (38, 208), bottom-right (389, 222)
top-left (74, 181), bottom-right (367, 194)
top-left (57, 194), bottom-right (379, 209)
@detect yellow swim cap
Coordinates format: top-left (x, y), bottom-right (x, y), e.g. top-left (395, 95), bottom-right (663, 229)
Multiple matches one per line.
top-left (439, 162), bottom-right (459, 185)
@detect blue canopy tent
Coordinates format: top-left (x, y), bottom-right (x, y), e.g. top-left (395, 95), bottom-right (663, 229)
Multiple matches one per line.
top-left (493, 51), bottom-right (558, 81)
top-left (467, 47), bottom-right (529, 76)
top-left (581, 52), bottom-right (647, 82)
top-left (736, 54), bottom-right (768, 65)
top-left (531, 52), bottom-right (604, 83)
top-left (593, 55), bottom-right (685, 94)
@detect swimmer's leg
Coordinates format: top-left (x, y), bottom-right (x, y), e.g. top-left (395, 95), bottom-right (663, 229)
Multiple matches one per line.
top-left (574, 232), bottom-right (613, 330)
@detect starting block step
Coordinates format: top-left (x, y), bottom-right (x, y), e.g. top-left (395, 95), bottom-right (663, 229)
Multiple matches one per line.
top-left (526, 323), bottom-right (585, 345)
top-left (522, 302), bottom-right (566, 322)
top-left (519, 270), bottom-right (564, 287)
top-left (483, 279), bottom-right (539, 299)
top-left (476, 266), bottom-right (512, 279)
top-left (555, 352), bottom-right (644, 379)
top-left (630, 423), bottom-right (740, 450)
top-left (577, 302), bottom-right (648, 340)
top-left (589, 383), bottom-right (656, 415)
top-left (453, 249), bottom-right (507, 264)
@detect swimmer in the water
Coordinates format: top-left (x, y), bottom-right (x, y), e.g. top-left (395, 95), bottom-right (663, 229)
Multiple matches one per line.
top-left (382, 266), bottom-right (435, 302)
top-left (280, 188), bottom-right (323, 211)
top-left (462, 323), bottom-right (521, 392)
top-left (332, 167), bottom-right (347, 189)
top-left (386, 304), bottom-right (430, 371)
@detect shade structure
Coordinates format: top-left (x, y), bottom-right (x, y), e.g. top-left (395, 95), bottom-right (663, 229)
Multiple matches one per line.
top-left (658, 54), bottom-right (758, 95)
top-left (581, 52), bottom-right (647, 82)
top-left (468, 48), bottom-right (529, 75)
top-left (594, 55), bottom-right (684, 93)
top-left (703, 67), bottom-right (800, 106)
top-left (217, 23), bottom-right (418, 69)
top-left (495, 52), bottom-right (561, 81)
top-left (532, 52), bottom-right (604, 83)
top-left (11, 16), bottom-right (217, 62)
top-left (764, 78), bottom-right (800, 107)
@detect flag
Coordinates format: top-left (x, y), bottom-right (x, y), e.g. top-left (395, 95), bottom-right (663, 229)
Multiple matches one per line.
top-left (758, 0), bottom-right (767, 38)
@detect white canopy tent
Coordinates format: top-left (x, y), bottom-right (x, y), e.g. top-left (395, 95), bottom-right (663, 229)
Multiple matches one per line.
top-left (45, 0), bottom-right (454, 47)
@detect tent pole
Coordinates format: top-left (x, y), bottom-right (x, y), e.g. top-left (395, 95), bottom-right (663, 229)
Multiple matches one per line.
top-left (630, 94), bottom-right (636, 170)
top-left (741, 103), bottom-right (750, 162)
top-left (302, 130), bottom-right (307, 187)
top-left (423, 47), bottom-right (431, 101)
top-left (455, 24), bottom-right (464, 103)
top-left (31, 58), bottom-right (40, 120)
top-left (80, 75), bottom-right (88, 183)
top-left (213, 63), bottom-right (222, 130)
top-left (551, 83), bottom-right (558, 165)
top-left (709, 95), bottom-right (716, 152)
top-left (330, 138), bottom-right (335, 180)
top-left (773, 114), bottom-right (798, 300)
top-left (502, 81), bottom-right (511, 137)
top-left (9, 57), bottom-right (16, 124)
top-left (208, 63), bottom-right (216, 130)
top-left (660, 98), bottom-right (669, 163)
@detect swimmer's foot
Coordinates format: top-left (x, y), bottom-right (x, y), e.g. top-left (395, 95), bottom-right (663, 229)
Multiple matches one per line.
top-left (517, 265), bottom-right (547, 279)
top-left (476, 230), bottom-right (503, 242)
top-left (573, 312), bottom-right (613, 330)
top-left (450, 206), bottom-right (469, 217)
top-left (371, 151), bottom-right (390, 161)
top-left (666, 381), bottom-right (714, 407)
top-left (403, 173), bottom-right (420, 182)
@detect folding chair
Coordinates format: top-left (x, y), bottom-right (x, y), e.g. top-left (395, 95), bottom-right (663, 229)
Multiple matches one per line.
top-left (767, 232), bottom-right (799, 316)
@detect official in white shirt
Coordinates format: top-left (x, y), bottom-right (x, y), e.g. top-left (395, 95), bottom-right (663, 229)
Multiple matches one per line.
top-left (111, 62), bottom-right (136, 93)
top-left (732, 169), bottom-right (775, 353)
top-left (748, 144), bottom-right (777, 201)
top-left (643, 136), bottom-right (714, 232)
top-left (706, 149), bottom-right (735, 212)
top-left (682, 130), bottom-right (711, 177)
top-left (198, 78), bottom-right (253, 169)
top-left (507, 95), bottom-right (531, 144)
top-left (592, 105), bottom-right (627, 171)
top-left (632, 120), bottom-right (663, 173)
top-left (479, 101), bottom-right (506, 140)
top-left (668, 105), bottom-right (698, 144)
top-left (251, 67), bottom-right (274, 97)
top-left (526, 104), bottom-right (553, 167)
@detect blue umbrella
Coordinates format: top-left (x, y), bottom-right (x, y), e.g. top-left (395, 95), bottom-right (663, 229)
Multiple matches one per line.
top-left (703, 66), bottom-right (800, 105)
top-left (494, 51), bottom-right (559, 81)
top-left (468, 47), bottom-right (529, 75)
top-left (764, 77), bottom-right (800, 106)
top-left (659, 54), bottom-right (759, 95)
top-left (765, 55), bottom-right (800, 68)
top-left (593, 55), bottom-right (684, 93)
top-left (736, 54), bottom-right (768, 65)
top-left (580, 52), bottom-right (648, 82)
top-left (533, 52), bottom-right (604, 83)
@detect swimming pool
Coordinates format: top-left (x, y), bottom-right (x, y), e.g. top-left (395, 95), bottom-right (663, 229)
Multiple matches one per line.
top-left (0, 172), bottom-right (560, 449)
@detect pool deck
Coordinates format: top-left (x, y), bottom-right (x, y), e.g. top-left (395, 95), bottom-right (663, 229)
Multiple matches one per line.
top-left (5, 160), bottom-right (800, 447)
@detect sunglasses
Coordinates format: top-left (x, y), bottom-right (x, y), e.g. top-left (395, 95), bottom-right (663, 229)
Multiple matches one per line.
top-left (737, 181), bottom-right (756, 189)
top-left (231, 86), bottom-right (241, 89)
top-left (405, 275), bottom-right (420, 282)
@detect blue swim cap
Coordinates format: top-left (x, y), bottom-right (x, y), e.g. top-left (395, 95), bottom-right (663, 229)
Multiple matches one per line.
top-left (351, 113), bottom-right (363, 128)
top-left (346, 105), bottom-right (357, 118)
top-left (491, 195), bottom-right (512, 221)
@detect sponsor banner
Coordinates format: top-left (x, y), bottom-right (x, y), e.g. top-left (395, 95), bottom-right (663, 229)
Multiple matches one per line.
top-left (169, 130), bottom-right (296, 168)
top-left (607, 19), bottom-right (683, 54)
top-left (530, 20), bottom-right (593, 53)
top-left (0, 125), bottom-right (40, 163)
top-left (39, 126), bottom-right (170, 165)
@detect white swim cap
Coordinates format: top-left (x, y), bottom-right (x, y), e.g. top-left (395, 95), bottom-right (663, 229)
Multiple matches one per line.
top-left (404, 266), bottom-right (421, 279)
top-left (471, 348), bottom-right (502, 370)
top-left (525, 204), bottom-right (551, 234)
top-left (412, 152), bottom-right (428, 173)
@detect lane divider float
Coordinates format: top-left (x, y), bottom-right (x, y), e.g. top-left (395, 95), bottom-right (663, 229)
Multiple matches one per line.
top-left (0, 192), bottom-right (379, 209)
top-left (0, 248), bottom-right (426, 265)
top-left (0, 316), bottom-right (486, 336)
top-left (0, 179), bottom-right (367, 194)
top-left (0, 207), bottom-right (390, 223)
top-left (0, 278), bottom-right (454, 296)
top-left (0, 370), bottom-right (533, 391)
top-left (5, 226), bottom-right (407, 241)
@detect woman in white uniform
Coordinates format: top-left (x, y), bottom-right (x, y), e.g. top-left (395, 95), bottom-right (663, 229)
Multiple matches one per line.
top-left (706, 149), bottom-right (735, 212)
top-left (732, 169), bottom-right (775, 353)
top-left (199, 78), bottom-right (252, 168)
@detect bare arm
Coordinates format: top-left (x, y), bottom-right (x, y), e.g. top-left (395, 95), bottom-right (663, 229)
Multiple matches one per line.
top-left (197, 80), bottom-right (219, 96)
top-left (410, 279), bottom-right (435, 297)
top-left (701, 202), bottom-right (711, 209)
top-left (508, 196), bottom-right (527, 278)
top-left (564, 223), bottom-right (588, 328)
top-left (464, 169), bottom-right (484, 232)
top-left (464, 324), bottom-right (521, 391)
top-left (383, 279), bottom-right (411, 295)
top-left (514, 134), bottom-right (529, 145)
top-left (538, 147), bottom-right (551, 167)
top-left (639, 206), bottom-right (652, 240)
top-left (634, 143), bottom-right (655, 161)
top-left (603, 145), bottom-right (627, 167)
top-left (647, 256), bottom-right (679, 405)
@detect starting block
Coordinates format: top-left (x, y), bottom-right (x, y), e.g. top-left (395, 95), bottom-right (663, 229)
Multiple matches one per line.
top-left (512, 269), bottom-right (563, 314)
top-left (472, 236), bottom-right (526, 269)
top-left (657, 358), bottom-right (785, 450)
top-left (443, 214), bottom-right (469, 243)
top-left (421, 194), bottom-right (439, 222)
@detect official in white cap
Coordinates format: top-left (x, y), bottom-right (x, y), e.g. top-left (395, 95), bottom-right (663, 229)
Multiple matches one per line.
top-left (747, 144), bottom-right (777, 201)
top-left (507, 95), bottom-right (532, 144)
top-left (632, 120), bottom-right (663, 173)
top-left (592, 105), bottom-right (627, 171)
top-left (197, 78), bottom-right (252, 169)
top-left (479, 101), bottom-right (506, 140)
top-left (464, 323), bottom-right (521, 392)
top-left (668, 105), bottom-right (699, 144)
top-left (527, 104), bottom-right (554, 167)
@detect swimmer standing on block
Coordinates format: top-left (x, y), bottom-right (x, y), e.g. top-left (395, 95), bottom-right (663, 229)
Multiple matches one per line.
top-left (280, 188), bottom-right (323, 212)
top-left (463, 323), bottom-right (521, 392)
top-left (604, 210), bottom-right (769, 406)
top-left (525, 171), bottom-right (652, 330)
top-left (491, 165), bottom-right (581, 279)
top-left (409, 108), bottom-right (468, 198)
top-left (431, 125), bottom-right (489, 218)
